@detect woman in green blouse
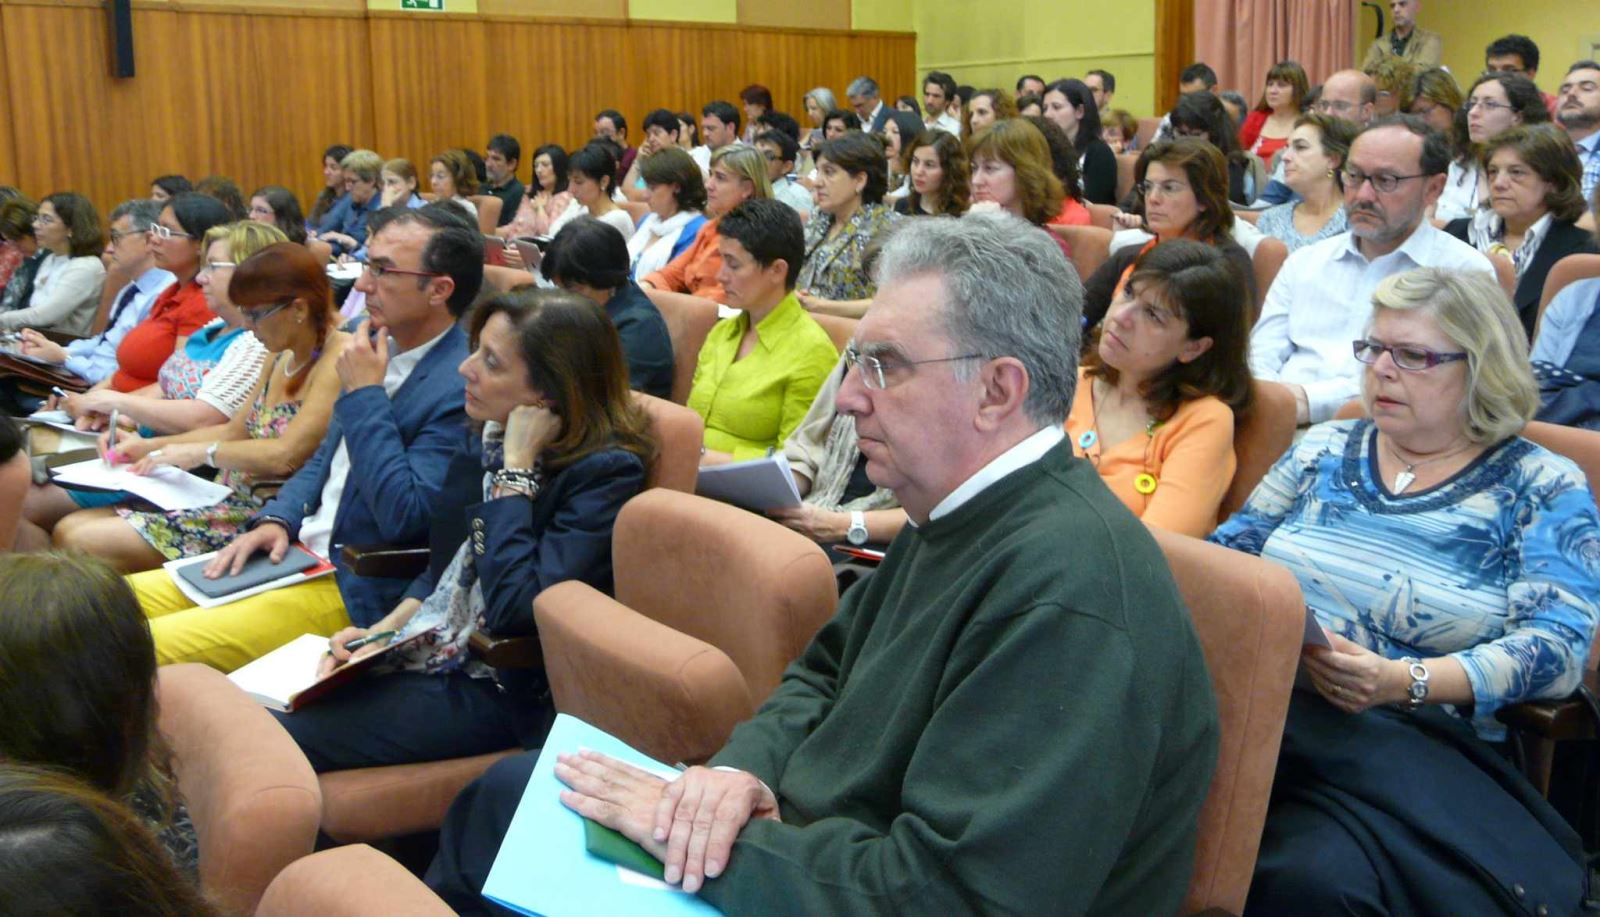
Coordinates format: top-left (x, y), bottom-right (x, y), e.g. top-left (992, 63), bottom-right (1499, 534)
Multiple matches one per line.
top-left (795, 132), bottom-right (901, 320)
top-left (688, 199), bottom-right (839, 464)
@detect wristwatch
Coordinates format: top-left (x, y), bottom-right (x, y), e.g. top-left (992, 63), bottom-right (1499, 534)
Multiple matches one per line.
top-left (1401, 656), bottom-right (1430, 709)
top-left (846, 510), bottom-right (869, 546)
top-left (205, 441), bottom-right (220, 467)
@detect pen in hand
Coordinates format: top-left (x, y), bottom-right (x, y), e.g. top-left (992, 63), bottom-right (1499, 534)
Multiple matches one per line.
top-left (342, 630), bottom-right (399, 652)
top-left (105, 410), bottom-right (120, 466)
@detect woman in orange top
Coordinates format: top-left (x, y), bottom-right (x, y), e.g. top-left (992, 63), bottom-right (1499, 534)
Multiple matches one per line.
top-left (640, 145), bottom-right (770, 306)
top-left (1065, 239), bottom-right (1253, 537)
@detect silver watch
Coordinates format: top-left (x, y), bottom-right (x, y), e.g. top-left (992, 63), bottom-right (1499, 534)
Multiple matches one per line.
top-left (1402, 656), bottom-right (1429, 708)
top-left (205, 441), bottom-right (219, 467)
top-left (846, 510), bottom-right (869, 546)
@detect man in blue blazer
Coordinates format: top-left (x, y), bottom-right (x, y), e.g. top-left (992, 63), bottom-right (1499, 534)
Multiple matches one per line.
top-left (132, 203), bottom-right (484, 670)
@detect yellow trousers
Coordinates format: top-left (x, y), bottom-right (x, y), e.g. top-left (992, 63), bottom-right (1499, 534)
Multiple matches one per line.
top-left (127, 569), bottom-right (351, 671)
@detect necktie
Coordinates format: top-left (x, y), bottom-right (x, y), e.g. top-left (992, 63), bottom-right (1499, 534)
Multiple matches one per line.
top-left (98, 283), bottom-right (140, 343)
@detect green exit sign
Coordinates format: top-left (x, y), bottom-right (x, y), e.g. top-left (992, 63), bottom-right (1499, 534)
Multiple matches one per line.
top-left (400, 0), bottom-right (443, 9)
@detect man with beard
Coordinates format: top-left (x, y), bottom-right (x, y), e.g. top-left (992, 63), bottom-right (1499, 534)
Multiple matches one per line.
top-left (1556, 61), bottom-right (1600, 203)
top-left (1249, 116), bottom-right (1493, 426)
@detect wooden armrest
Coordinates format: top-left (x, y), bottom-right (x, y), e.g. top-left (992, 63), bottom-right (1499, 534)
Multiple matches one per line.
top-left (468, 631), bottom-right (544, 671)
top-left (339, 543), bottom-right (429, 579)
top-left (1496, 670), bottom-right (1600, 742)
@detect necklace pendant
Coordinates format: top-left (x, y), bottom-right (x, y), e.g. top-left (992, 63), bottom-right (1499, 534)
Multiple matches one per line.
top-left (1392, 469), bottom-right (1416, 494)
top-left (1077, 430), bottom-right (1097, 449)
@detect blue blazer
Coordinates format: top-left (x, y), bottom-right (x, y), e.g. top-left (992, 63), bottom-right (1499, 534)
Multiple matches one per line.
top-left (256, 324), bottom-right (470, 626)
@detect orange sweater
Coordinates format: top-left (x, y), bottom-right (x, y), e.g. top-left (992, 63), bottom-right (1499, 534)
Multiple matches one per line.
top-left (1064, 368), bottom-right (1235, 537)
top-left (643, 217), bottom-right (725, 302)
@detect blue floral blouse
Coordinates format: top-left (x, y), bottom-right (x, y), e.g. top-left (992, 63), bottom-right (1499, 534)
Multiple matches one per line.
top-left (1210, 419), bottom-right (1600, 740)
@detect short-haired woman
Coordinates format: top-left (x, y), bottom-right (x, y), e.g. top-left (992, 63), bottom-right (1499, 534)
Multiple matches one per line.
top-left (1256, 113), bottom-right (1358, 252)
top-left (552, 142), bottom-right (636, 242)
top-left (1436, 73), bottom-right (1550, 223)
top-left (1238, 60), bottom-right (1309, 168)
top-left (740, 84), bottom-right (773, 144)
top-left (1444, 124), bottom-right (1599, 336)
top-left (311, 149), bottom-right (383, 257)
top-left (1082, 139), bottom-right (1256, 329)
top-left (544, 217), bottom-right (675, 399)
top-left (55, 242), bottom-right (351, 574)
top-left (429, 149), bottom-right (480, 220)
top-left (801, 87), bottom-right (837, 151)
top-left (0, 552), bottom-right (200, 875)
top-left (822, 109), bottom-right (860, 141)
top-left (964, 88), bottom-right (1017, 137)
top-left (1042, 78), bottom-right (1118, 204)
top-left (1103, 108), bottom-right (1140, 154)
top-left (626, 147), bottom-right (708, 281)
top-left (1408, 67), bottom-right (1463, 137)
top-left (896, 130), bottom-right (969, 217)
top-left (1067, 240), bottom-right (1252, 537)
top-left (0, 191), bottom-right (105, 336)
top-left (1213, 268), bottom-right (1600, 914)
top-left (274, 288), bottom-right (656, 772)
top-left (499, 144), bottom-right (572, 240)
top-left (640, 145), bottom-right (771, 306)
top-left (795, 132), bottom-right (900, 319)
top-left (150, 175), bottom-right (192, 204)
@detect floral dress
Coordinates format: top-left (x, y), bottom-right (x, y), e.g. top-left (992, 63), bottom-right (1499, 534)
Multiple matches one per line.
top-left (797, 203), bottom-right (899, 301)
top-left (119, 382), bottom-right (304, 559)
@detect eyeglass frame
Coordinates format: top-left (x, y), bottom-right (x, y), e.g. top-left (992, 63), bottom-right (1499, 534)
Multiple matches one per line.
top-left (1340, 167), bottom-right (1431, 194)
top-left (198, 260), bottom-right (237, 276)
top-left (1463, 97), bottom-right (1514, 113)
top-left (842, 343), bottom-right (984, 390)
top-left (239, 299), bottom-right (295, 326)
top-left (1313, 99), bottom-right (1358, 115)
top-left (1350, 339), bottom-right (1468, 371)
top-left (108, 227), bottom-right (146, 244)
top-left (361, 262), bottom-right (446, 281)
top-left (147, 223), bottom-right (193, 240)
top-left (1138, 179), bottom-right (1193, 198)
top-left (30, 212), bottom-right (59, 225)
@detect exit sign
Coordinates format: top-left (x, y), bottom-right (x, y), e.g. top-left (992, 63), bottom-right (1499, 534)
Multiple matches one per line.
top-left (401, 0), bottom-right (443, 9)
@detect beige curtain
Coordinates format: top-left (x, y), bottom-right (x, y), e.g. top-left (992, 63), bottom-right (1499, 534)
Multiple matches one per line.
top-left (1193, 0), bottom-right (1355, 101)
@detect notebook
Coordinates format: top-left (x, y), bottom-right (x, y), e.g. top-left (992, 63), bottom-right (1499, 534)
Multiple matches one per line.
top-left (162, 546), bottom-right (335, 609)
top-left (175, 547), bottom-right (321, 599)
top-left (694, 453), bottom-right (803, 512)
top-left (226, 629), bottom-right (428, 712)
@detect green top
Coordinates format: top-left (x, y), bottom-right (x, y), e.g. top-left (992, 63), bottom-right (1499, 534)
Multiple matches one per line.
top-left (686, 291), bottom-right (838, 460)
top-left (703, 442), bottom-right (1220, 915)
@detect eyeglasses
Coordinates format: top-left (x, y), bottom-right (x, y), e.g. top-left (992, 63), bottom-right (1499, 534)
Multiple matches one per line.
top-left (843, 344), bottom-right (983, 390)
top-left (1313, 99), bottom-right (1357, 115)
top-left (1463, 98), bottom-right (1513, 113)
top-left (1138, 179), bottom-right (1192, 198)
top-left (199, 260), bottom-right (237, 276)
top-left (108, 228), bottom-right (144, 244)
top-left (240, 300), bottom-right (293, 326)
top-left (30, 213), bottom-right (57, 225)
top-left (148, 224), bottom-right (192, 240)
top-left (361, 262), bottom-right (445, 280)
top-left (1559, 80), bottom-right (1600, 96)
top-left (1351, 339), bottom-right (1467, 371)
top-left (1341, 168), bottom-right (1429, 194)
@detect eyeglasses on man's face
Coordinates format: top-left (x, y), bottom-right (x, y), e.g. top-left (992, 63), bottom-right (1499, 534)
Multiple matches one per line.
top-left (842, 343), bottom-right (983, 390)
top-left (1341, 167), bottom-right (1429, 194)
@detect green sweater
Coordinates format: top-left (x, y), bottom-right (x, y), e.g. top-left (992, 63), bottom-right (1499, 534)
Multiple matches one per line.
top-left (702, 441), bottom-right (1219, 915)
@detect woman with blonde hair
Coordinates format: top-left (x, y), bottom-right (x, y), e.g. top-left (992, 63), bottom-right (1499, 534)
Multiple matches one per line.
top-left (640, 145), bottom-right (771, 308)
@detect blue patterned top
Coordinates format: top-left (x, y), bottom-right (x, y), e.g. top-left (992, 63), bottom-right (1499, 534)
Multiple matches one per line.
top-left (1255, 202), bottom-right (1348, 253)
top-left (1210, 419), bottom-right (1600, 740)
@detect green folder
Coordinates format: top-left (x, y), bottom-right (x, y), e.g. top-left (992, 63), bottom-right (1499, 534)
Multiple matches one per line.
top-left (583, 817), bottom-right (665, 880)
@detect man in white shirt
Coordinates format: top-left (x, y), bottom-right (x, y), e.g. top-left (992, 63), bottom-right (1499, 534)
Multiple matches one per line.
top-left (847, 75), bottom-right (889, 134)
top-left (1251, 116), bottom-right (1493, 425)
top-left (700, 101), bottom-right (742, 155)
top-left (1556, 61), bottom-right (1600, 204)
top-left (754, 130), bottom-right (812, 223)
top-left (922, 71), bottom-right (961, 136)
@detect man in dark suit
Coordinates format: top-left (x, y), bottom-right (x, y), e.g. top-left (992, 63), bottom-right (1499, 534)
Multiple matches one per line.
top-left (847, 75), bottom-right (889, 134)
top-left (207, 203), bottom-right (484, 630)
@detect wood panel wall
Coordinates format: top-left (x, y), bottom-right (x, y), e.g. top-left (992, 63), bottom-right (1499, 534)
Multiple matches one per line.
top-left (0, 1), bottom-right (914, 217)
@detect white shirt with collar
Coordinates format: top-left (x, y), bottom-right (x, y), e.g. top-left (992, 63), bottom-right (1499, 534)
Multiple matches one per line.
top-left (298, 326), bottom-right (452, 559)
top-left (927, 111), bottom-right (962, 136)
top-left (928, 425), bottom-right (1066, 522)
top-left (866, 100), bottom-right (885, 130)
top-left (1248, 221), bottom-right (1492, 423)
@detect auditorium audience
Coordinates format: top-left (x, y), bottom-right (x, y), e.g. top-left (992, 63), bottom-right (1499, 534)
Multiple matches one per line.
top-left (248, 185), bottom-right (309, 244)
top-left (1068, 240), bottom-right (1251, 536)
top-left (1251, 116), bottom-right (1492, 425)
top-left (1443, 124), bottom-right (1599, 337)
top-left (562, 143), bottom-right (635, 242)
top-left (676, 111), bottom-right (702, 154)
top-left (895, 129), bottom-right (969, 216)
top-left (379, 159), bottom-right (428, 210)
top-left (427, 213), bottom-right (1218, 916)
top-left (120, 203), bottom-right (482, 670)
top-left (0, 415), bottom-right (24, 548)
top-left (1171, 90), bottom-right (1267, 206)
top-left (640, 145), bottom-right (771, 309)
top-left (1256, 114), bottom-right (1357, 251)
top-left (1016, 73), bottom-right (1046, 97)
top-left (195, 176), bottom-right (247, 222)
top-left (1016, 92), bottom-right (1043, 119)
top-left (1436, 72), bottom-right (1549, 223)
top-left (430, 149), bottom-right (480, 220)
top-left (921, 70), bottom-right (960, 135)
top-left (482, 134), bottom-right (524, 229)
top-left (821, 108), bottom-right (859, 141)
top-left (1361, 0), bottom-right (1440, 69)
top-left (739, 85), bottom-right (772, 144)
top-left (149, 175), bottom-right (192, 203)
top-left (1218, 267), bottom-right (1596, 915)
top-left (689, 199), bottom-right (836, 463)
top-left (624, 146), bottom-right (708, 282)
top-left (1103, 108), bottom-right (1139, 153)
top-left (499, 144), bottom-right (572, 241)
top-left (273, 287), bottom-right (653, 772)
top-left (1086, 69), bottom-right (1116, 113)
top-left (964, 88), bottom-right (1016, 136)
top-left (794, 132), bottom-right (899, 318)
top-left (56, 241), bottom-right (348, 574)
top-left (0, 764), bottom-right (212, 915)
top-left (1557, 61), bottom-right (1600, 204)
top-left (542, 217), bottom-right (674, 400)
top-left (312, 149), bottom-right (382, 257)
top-left (1484, 34), bottom-right (1549, 108)
top-left (307, 144), bottom-right (352, 228)
top-left (1239, 61), bottom-right (1308, 169)
top-left (1043, 79), bottom-right (1118, 203)
top-left (880, 109), bottom-right (924, 198)
top-left (1084, 139), bottom-right (1254, 328)
top-left (0, 192), bottom-right (105, 336)
top-left (1313, 69), bottom-right (1377, 126)
top-left (0, 552), bottom-right (197, 875)
top-left (1021, 116), bottom-right (1091, 223)
top-left (968, 119), bottom-right (1074, 261)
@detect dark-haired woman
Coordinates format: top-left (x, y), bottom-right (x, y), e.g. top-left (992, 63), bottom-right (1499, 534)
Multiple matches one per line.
top-left (499, 144), bottom-right (574, 248)
top-left (1043, 78), bottom-right (1118, 204)
top-left (626, 147), bottom-right (708, 281)
top-left (1023, 115), bottom-right (1094, 226)
top-left (272, 288), bottom-right (655, 771)
top-left (895, 130), bottom-right (969, 216)
top-left (307, 144), bottom-right (353, 229)
top-left (248, 185), bottom-right (309, 244)
top-left (1256, 114), bottom-right (1356, 252)
top-left (0, 552), bottom-right (198, 876)
top-left (795, 133), bottom-right (900, 319)
top-left (56, 242), bottom-right (350, 573)
top-left (0, 192), bottom-right (105, 336)
top-left (1170, 91), bottom-right (1268, 207)
top-left (1436, 72), bottom-right (1552, 224)
top-left (1067, 240), bottom-right (1252, 537)
top-left (1239, 61), bottom-right (1309, 168)
top-left (1082, 139), bottom-right (1256, 329)
top-left (560, 143), bottom-right (635, 241)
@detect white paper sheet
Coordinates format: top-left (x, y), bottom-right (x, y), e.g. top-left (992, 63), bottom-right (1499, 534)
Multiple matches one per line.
top-left (51, 459), bottom-right (232, 511)
top-left (695, 453), bottom-right (803, 512)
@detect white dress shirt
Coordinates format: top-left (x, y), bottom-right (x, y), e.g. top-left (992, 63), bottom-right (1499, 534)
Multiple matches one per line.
top-left (928, 426), bottom-right (1066, 521)
top-left (1248, 222), bottom-right (1492, 423)
top-left (298, 326), bottom-right (450, 559)
top-left (927, 111), bottom-right (962, 136)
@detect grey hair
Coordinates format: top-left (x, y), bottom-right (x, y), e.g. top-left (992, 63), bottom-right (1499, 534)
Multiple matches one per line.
top-left (875, 212), bottom-right (1083, 425)
top-left (1366, 267), bottom-right (1538, 444)
top-left (805, 87), bottom-right (838, 113)
top-left (846, 76), bottom-right (879, 99)
top-left (108, 198), bottom-right (162, 232)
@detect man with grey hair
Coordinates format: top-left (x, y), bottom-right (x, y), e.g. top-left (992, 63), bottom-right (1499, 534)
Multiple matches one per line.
top-left (846, 75), bottom-right (889, 134)
top-left (1, 198), bottom-right (173, 414)
top-left (424, 212), bottom-right (1221, 916)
